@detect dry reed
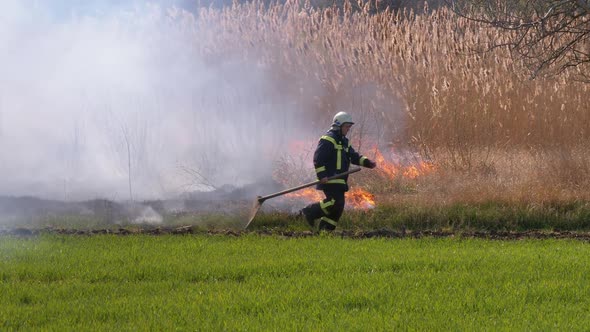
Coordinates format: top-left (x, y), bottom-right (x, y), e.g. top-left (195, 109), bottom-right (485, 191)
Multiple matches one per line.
top-left (179, 1), bottom-right (590, 203)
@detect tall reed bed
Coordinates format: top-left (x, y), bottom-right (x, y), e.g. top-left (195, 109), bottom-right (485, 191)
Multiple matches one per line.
top-left (179, 1), bottom-right (590, 202)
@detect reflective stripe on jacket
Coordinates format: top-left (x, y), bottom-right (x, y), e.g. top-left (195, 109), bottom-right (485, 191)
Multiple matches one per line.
top-left (313, 129), bottom-right (368, 191)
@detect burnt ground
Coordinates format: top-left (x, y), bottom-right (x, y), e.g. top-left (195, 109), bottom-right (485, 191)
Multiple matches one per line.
top-left (0, 195), bottom-right (253, 224)
top-left (0, 186), bottom-right (297, 227)
top-left (2, 226), bottom-right (590, 241)
top-left (3, 195), bottom-right (590, 241)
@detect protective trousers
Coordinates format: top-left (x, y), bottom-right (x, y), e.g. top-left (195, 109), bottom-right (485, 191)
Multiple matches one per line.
top-left (305, 190), bottom-right (345, 231)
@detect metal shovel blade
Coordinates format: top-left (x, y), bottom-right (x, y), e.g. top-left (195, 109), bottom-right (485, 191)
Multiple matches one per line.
top-left (245, 196), bottom-right (263, 229)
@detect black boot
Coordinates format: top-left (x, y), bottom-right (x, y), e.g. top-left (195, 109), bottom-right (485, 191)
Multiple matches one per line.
top-left (299, 204), bottom-right (321, 229)
top-left (318, 218), bottom-right (336, 231)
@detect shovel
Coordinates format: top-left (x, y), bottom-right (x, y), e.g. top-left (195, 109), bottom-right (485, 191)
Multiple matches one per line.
top-left (245, 167), bottom-right (361, 229)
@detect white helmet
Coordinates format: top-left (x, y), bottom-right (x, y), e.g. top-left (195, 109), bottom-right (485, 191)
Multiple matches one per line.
top-left (332, 112), bottom-right (354, 127)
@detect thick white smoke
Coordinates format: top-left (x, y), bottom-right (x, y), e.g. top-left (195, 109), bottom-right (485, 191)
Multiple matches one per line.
top-left (0, 0), bottom-right (312, 201)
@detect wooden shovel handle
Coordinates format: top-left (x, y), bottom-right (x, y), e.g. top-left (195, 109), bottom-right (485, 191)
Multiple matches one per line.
top-left (258, 167), bottom-right (361, 203)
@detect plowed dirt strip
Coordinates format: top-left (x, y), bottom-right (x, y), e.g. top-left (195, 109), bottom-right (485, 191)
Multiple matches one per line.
top-left (2, 227), bottom-right (590, 240)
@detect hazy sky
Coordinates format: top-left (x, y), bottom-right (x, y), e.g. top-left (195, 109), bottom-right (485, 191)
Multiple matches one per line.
top-left (0, 0), bottom-right (314, 201)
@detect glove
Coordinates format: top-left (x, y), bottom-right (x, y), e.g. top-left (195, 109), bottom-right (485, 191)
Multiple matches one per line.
top-left (365, 159), bottom-right (377, 169)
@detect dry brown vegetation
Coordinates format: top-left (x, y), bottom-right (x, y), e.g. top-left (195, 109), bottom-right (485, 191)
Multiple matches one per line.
top-left (178, 1), bottom-right (590, 204)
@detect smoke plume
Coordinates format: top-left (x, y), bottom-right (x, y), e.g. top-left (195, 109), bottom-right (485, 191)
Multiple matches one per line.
top-left (0, 0), bottom-right (313, 201)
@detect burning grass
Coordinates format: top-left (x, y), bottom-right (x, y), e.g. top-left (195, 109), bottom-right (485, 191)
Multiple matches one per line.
top-left (8, 147), bottom-right (589, 233)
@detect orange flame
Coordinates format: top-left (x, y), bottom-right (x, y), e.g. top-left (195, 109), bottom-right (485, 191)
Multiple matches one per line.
top-left (372, 147), bottom-right (435, 180)
top-left (346, 187), bottom-right (375, 209)
top-left (404, 161), bottom-right (436, 179)
top-left (373, 149), bottom-right (399, 178)
top-left (276, 142), bottom-right (435, 210)
top-left (285, 187), bottom-right (324, 202)
top-left (284, 187), bottom-right (375, 210)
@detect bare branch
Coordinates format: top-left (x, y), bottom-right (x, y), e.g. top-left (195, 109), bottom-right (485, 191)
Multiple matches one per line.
top-left (447, 0), bottom-right (590, 80)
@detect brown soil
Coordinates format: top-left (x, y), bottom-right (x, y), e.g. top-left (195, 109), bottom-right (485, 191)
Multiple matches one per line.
top-left (2, 226), bottom-right (590, 241)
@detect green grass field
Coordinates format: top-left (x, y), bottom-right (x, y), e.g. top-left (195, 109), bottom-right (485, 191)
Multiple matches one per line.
top-left (1, 234), bottom-right (590, 331)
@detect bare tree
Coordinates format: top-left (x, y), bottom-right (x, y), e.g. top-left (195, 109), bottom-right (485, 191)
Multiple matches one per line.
top-left (104, 105), bottom-right (149, 202)
top-left (120, 123), bottom-right (134, 202)
top-left (447, 0), bottom-right (590, 80)
top-left (60, 119), bottom-right (85, 201)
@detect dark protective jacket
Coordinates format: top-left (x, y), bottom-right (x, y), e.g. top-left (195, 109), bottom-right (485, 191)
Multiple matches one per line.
top-left (313, 128), bottom-right (371, 191)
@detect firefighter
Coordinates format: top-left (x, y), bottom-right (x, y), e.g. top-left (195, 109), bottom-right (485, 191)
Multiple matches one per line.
top-left (300, 111), bottom-right (377, 231)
